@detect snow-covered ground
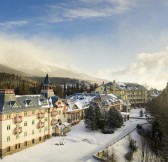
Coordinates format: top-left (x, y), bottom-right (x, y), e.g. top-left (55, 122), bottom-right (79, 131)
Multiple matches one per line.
top-left (103, 124), bottom-right (151, 162)
top-left (0, 108), bottom-right (148, 162)
top-left (130, 108), bottom-right (148, 118)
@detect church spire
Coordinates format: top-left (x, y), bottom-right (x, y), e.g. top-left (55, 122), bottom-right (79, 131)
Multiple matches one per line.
top-left (43, 74), bottom-right (51, 85)
top-left (41, 74), bottom-right (55, 98)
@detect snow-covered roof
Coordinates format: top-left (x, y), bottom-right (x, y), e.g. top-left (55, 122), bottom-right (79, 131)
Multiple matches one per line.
top-left (99, 94), bottom-right (124, 107)
top-left (67, 93), bottom-right (96, 112)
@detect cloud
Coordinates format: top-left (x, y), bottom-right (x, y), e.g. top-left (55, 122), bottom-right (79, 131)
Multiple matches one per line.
top-left (0, 21), bottom-right (28, 30)
top-left (0, 33), bottom-right (81, 73)
top-left (0, 31), bottom-right (166, 89)
top-left (96, 48), bottom-right (168, 89)
top-left (42, 0), bottom-right (137, 22)
top-left (0, 0), bottom-right (137, 28)
top-left (78, 0), bottom-right (135, 6)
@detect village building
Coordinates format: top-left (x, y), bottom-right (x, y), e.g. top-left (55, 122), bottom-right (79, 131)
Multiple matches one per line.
top-left (67, 93), bottom-right (100, 125)
top-left (96, 81), bottom-right (147, 107)
top-left (0, 74), bottom-right (89, 158)
top-left (99, 94), bottom-right (123, 111)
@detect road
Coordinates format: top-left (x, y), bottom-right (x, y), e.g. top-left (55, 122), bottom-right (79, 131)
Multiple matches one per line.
top-left (80, 118), bottom-right (148, 162)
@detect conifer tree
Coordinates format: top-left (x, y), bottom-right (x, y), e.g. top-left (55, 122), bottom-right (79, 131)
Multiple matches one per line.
top-left (84, 103), bottom-right (97, 130)
top-left (84, 102), bottom-right (104, 130)
top-left (107, 107), bottom-right (123, 129)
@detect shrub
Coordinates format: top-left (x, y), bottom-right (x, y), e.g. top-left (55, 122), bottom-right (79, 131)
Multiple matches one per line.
top-left (109, 150), bottom-right (118, 162)
top-left (129, 136), bottom-right (138, 152)
top-left (139, 109), bottom-right (144, 117)
top-left (125, 151), bottom-right (133, 161)
top-left (102, 127), bottom-right (114, 134)
top-left (136, 124), bottom-right (142, 129)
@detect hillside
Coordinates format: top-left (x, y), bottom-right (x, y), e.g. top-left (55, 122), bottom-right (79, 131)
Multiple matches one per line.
top-left (0, 53), bottom-right (101, 82)
top-left (0, 64), bottom-right (29, 76)
top-left (0, 73), bottom-right (98, 97)
top-left (0, 72), bottom-right (40, 95)
top-left (29, 76), bottom-right (91, 85)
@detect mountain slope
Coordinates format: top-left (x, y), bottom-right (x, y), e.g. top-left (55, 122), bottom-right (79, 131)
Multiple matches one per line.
top-left (0, 64), bottom-right (29, 76)
top-left (0, 53), bottom-right (99, 82)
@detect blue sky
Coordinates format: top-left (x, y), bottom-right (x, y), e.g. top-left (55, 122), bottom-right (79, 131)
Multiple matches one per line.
top-left (0, 0), bottom-right (168, 88)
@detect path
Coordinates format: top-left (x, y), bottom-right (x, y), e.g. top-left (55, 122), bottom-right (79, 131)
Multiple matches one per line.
top-left (81, 119), bottom-right (147, 162)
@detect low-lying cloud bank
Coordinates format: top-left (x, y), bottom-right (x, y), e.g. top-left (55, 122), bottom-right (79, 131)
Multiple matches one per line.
top-left (0, 33), bottom-right (167, 89)
top-left (96, 48), bottom-right (168, 89)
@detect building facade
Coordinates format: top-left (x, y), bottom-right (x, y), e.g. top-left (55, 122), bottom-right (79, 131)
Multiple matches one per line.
top-left (0, 74), bottom-right (86, 158)
top-left (96, 81), bottom-right (147, 107)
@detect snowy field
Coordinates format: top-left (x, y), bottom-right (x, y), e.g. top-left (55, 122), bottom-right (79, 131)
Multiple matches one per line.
top-left (102, 124), bottom-right (152, 162)
top-left (129, 108), bottom-right (148, 118)
top-left (0, 108), bottom-right (148, 162)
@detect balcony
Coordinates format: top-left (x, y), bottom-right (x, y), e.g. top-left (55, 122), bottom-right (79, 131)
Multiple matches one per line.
top-left (51, 119), bottom-right (57, 126)
top-left (37, 112), bottom-right (45, 119)
top-left (14, 127), bottom-right (22, 135)
top-left (14, 116), bottom-right (22, 123)
top-left (51, 110), bottom-right (57, 117)
top-left (37, 122), bottom-right (44, 129)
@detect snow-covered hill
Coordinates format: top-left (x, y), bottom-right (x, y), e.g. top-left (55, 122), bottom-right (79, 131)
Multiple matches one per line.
top-left (0, 52), bottom-right (99, 81)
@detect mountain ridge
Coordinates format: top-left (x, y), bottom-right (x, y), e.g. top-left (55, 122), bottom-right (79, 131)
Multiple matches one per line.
top-left (0, 53), bottom-right (102, 82)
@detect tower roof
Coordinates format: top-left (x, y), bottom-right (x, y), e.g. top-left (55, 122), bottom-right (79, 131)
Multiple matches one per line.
top-left (43, 74), bottom-right (51, 85)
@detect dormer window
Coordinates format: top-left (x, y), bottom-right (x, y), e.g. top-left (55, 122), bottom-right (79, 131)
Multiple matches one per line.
top-left (38, 99), bottom-right (43, 105)
top-left (48, 97), bottom-right (53, 107)
top-left (38, 98), bottom-right (47, 105)
top-left (8, 101), bottom-right (19, 108)
top-left (24, 99), bottom-right (33, 107)
top-left (73, 104), bottom-right (78, 110)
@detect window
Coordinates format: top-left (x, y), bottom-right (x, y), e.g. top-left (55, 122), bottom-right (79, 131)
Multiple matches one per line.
top-left (9, 101), bottom-right (19, 108)
top-left (24, 141), bottom-right (27, 146)
top-left (32, 110), bottom-right (35, 115)
top-left (7, 136), bottom-right (10, 142)
top-left (59, 110), bottom-right (61, 115)
top-left (7, 147), bottom-right (10, 152)
top-left (7, 125), bottom-right (10, 130)
top-left (24, 132), bottom-right (27, 137)
top-left (32, 130), bottom-right (35, 135)
top-left (25, 99), bottom-right (33, 107)
top-left (24, 121), bottom-right (27, 127)
top-left (6, 114), bottom-right (11, 119)
top-left (12, 102), bottom-right (19, 108)
top-left (32, 120), bottom-right (35, 125)
top-left (24, 111), bottom-right (27, 117)
top-left (38, 98), bottom-right (44, 105)
top-left (16, 135), bottom-right (19, 139)
top-left (45, 117), bottom-right (47, 122)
